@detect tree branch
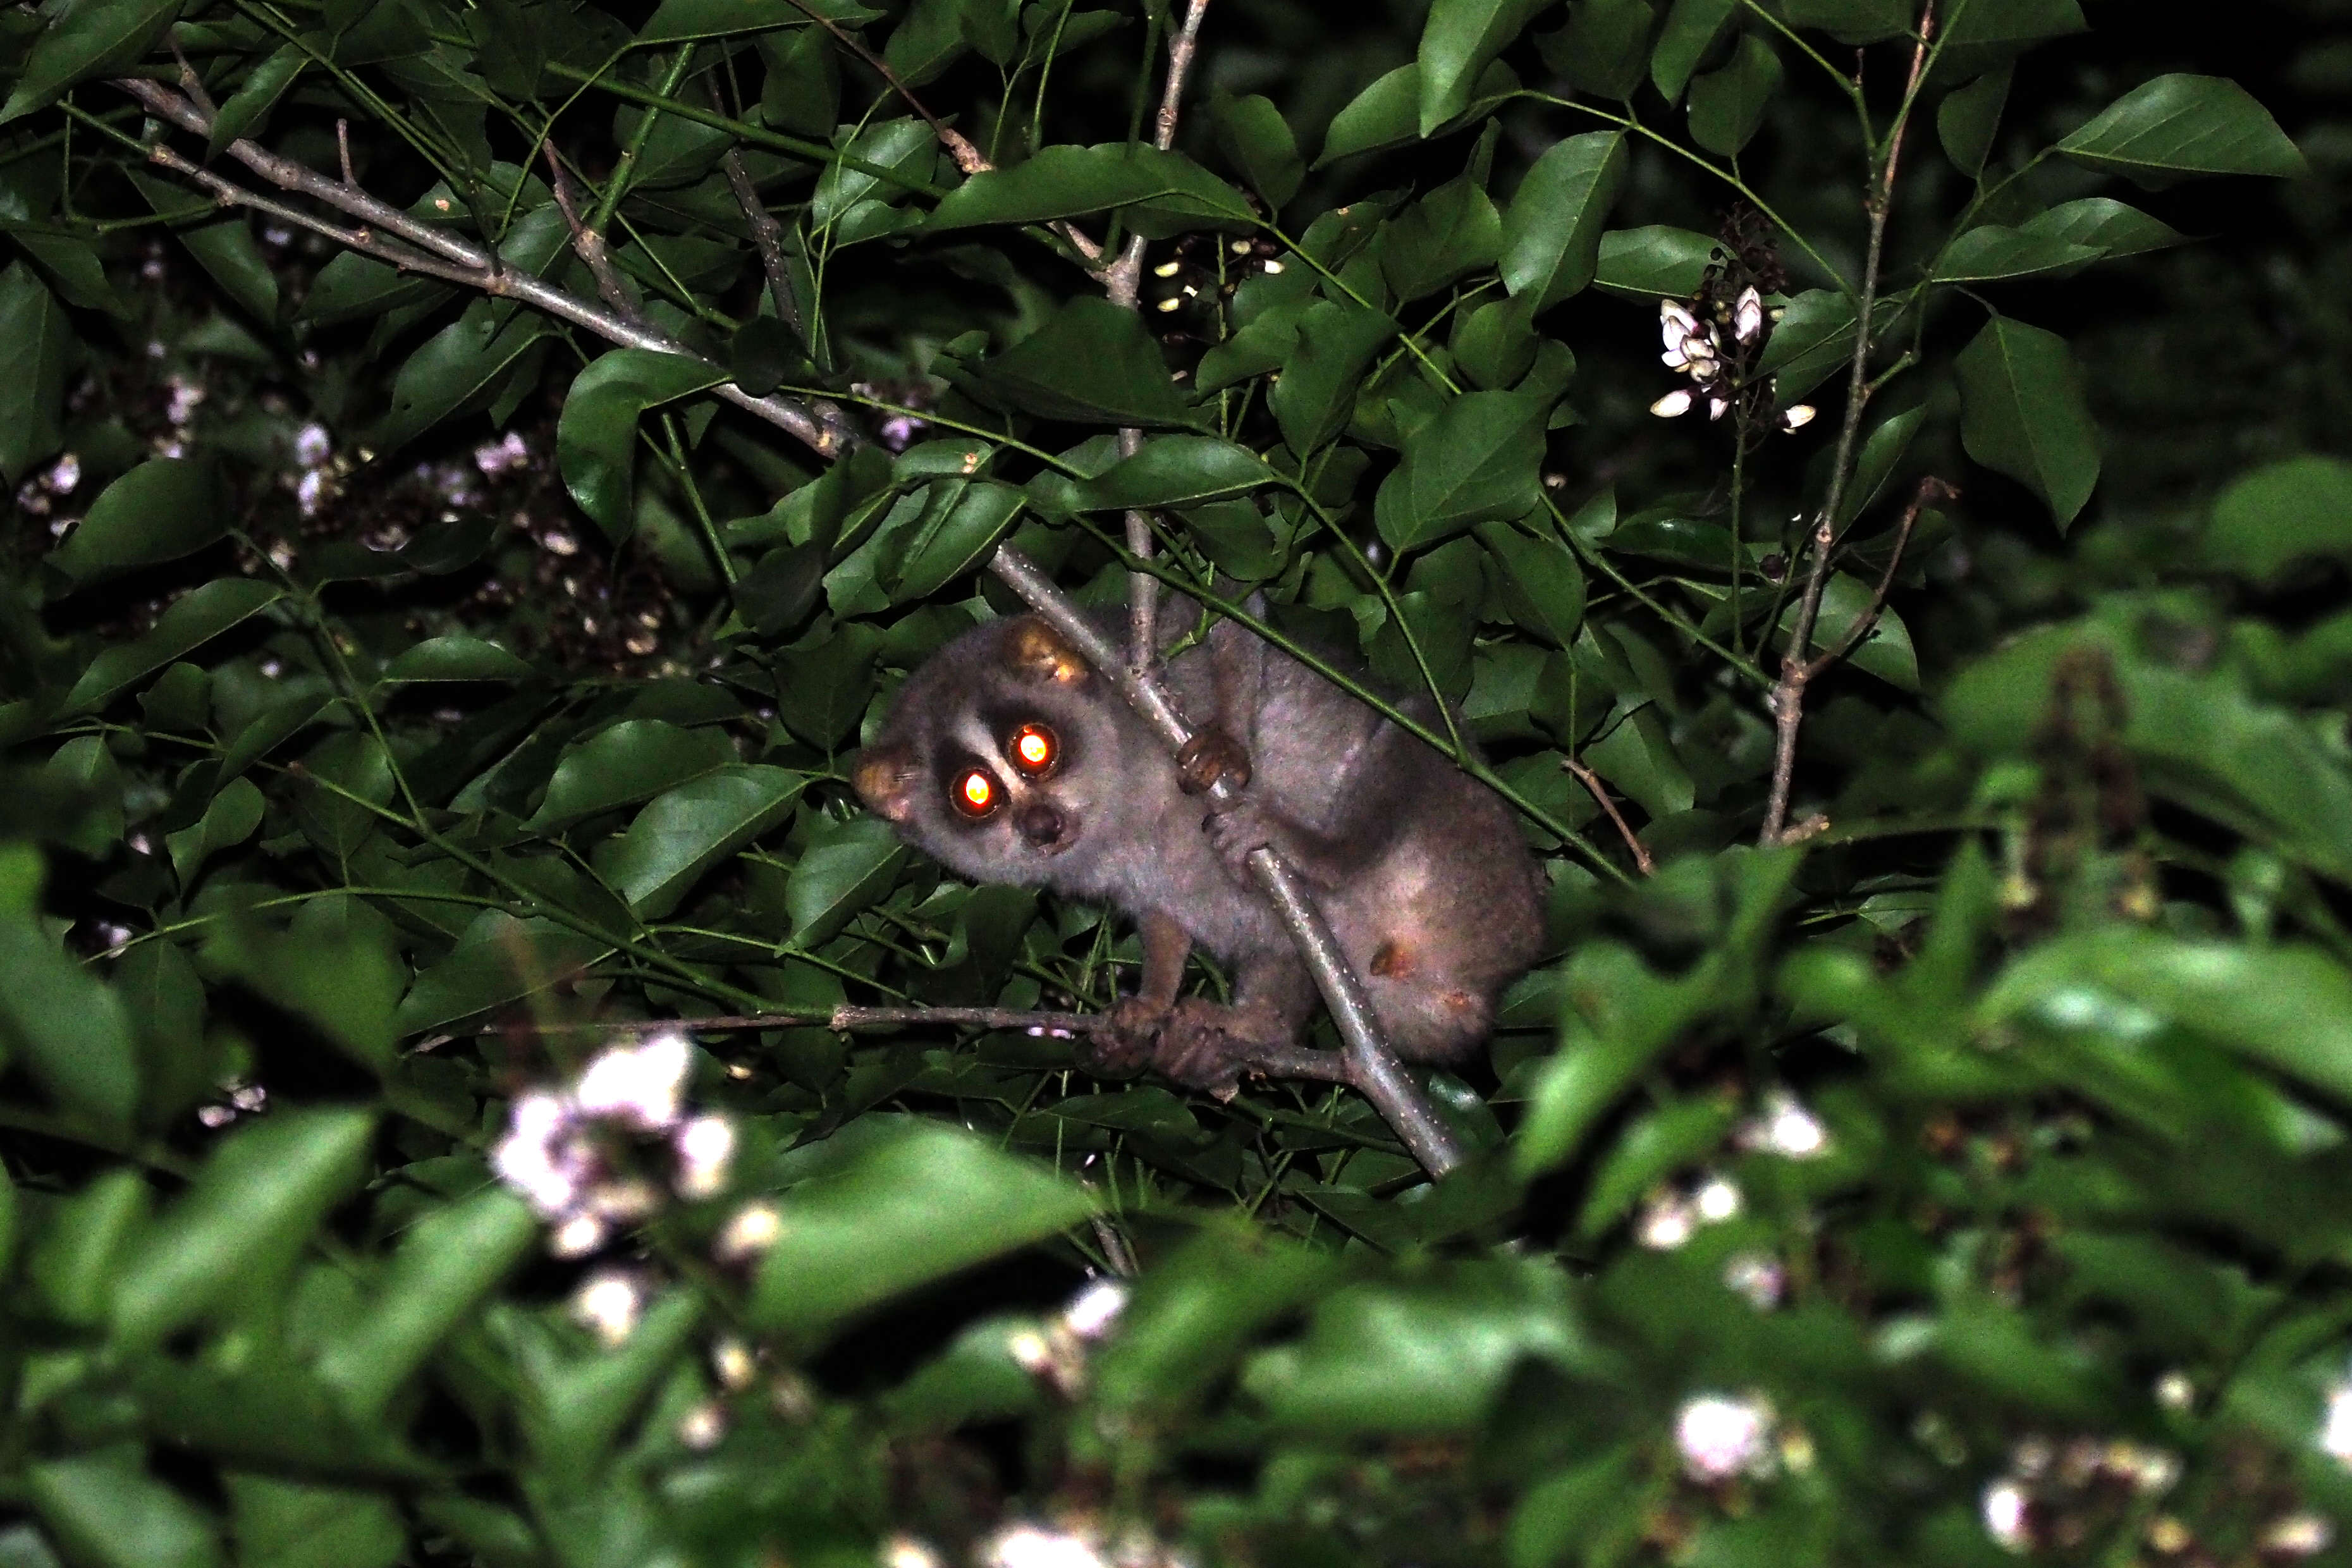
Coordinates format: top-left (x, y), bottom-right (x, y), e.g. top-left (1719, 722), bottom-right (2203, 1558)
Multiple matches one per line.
top-left (112, 76), bottom-right (863, 460)
top-left (986, 544), bottom-right (1467, 1177)
top-left (1759, 0), bottom-right (1933, 845)
top-left (542, 138), bottom-right (645, 326)
top-left (1565, 757), bottom-right (1655, 874)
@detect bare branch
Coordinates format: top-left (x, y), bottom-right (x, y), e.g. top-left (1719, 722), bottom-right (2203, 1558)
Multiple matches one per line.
top-left (113, 76), bottom-right (862, 460)
top-left (542, 138), bottom-right (645, 327)
top-left (721, 149), bottom-right (805, 344)
top-left (987, 544), bottom-right (1467, 1177)
top-left (1565, 757), bottom-right (1655, 874)
top-left (1760, 0), bottom-right (1933, 845)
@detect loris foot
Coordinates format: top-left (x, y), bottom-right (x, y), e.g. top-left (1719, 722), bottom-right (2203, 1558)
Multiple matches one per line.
top-left (1201, 796), bottom-right (1281, 876)
top-left (1149, 997), bottom-right (1294, 1099)
top-left (1175, 726), bottom-right (1252, 795)
top-left (1080, 996), bottom-right (1167, 1080)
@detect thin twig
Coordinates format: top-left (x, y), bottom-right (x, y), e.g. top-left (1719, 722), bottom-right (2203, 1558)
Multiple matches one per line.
top-left (1564, 757), bottom-right (1655, 874)
top-left (542, 138), bottom-right (644, 326)
top-left (1106, 0), bottom-right (1213, 666)
top-left (1760, 0), bottom-right (1934, 845)
top-left (987, 544), bottom-right (1466, 1177)
top-left (721, 147), bottom-right (807, 346)
top-left (113, 76), bottom-right (861, 460)
top-left (336, 118), bottom-right (355, 188)
top-left (1762, 474), bottom-right (1951, 846)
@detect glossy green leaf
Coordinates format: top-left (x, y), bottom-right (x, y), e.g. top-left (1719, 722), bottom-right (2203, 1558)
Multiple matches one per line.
top-left (393, 912), bottom-right (614, 1037)
top-left (929, 143), bottom-right (1253, 230)
top-left (2057, 73), bottom-right (2307, 184)
top-left (1073, 436), bottom-right (1277, 510)
top-left (2018, 196), bottom-right (2185, 257)
top-left (47, 457), bottom-right (225, 587)
top-left (128, 171), bottom-right (278, 324)
top-left (1930, 223), bottom-right (2103, 282)
top-left (1954, 313), bottom-right (2100, 530)
top-left (27, 1450), bottom-right (223, 1568)
top-left (1269, 298), bottom-right (1396, 456)
top-left (1478, 521), bottom-right (1585, 647)
top-left (555, 348), bottom-right (726, 540)
top-left (1213, 94), bottom-right (1304, 209)
top-left (166, 775), bottom-right (263, 887)
top-left (1938, 64), bottom-right (2011, 176)
top-left (199, 910), bottom-right (402, 1074)
top-left (1500, 132), bottom-right (1627, 311)
top-left (1374, 391), bottom-right (1548, 551)
top-left (1538, 0), bottom-right (1654, 99)
top-left (1418, 0), bottom-right (1540, 135)
top-left (381, 634), bottom-right (536, 682)
top-left (963, 296), bottom-right (1199, 427)
top-left (0, 845), bottom-right (138, 1130)
top-left (1782, 0), bottom-right (1908, 40)
top-left (224, 1476), bottom-right (403, 1568)
top-left (61, 580), bottom-right (283, 714)
top-left (527, 719), bottom-right (740, 832)
top-left (748, 1122), bottom-right (1097, 1339)
top-left (640, 0), bottom-right (880, 37)
top-left (594, 764), bottom-right (808, 919)
top-left (895, 481), bottom-right (1027, 601)
top-left (1380, 176), bottom-right (1503, 302)
top-left (0, 0), bottom-right (181, 123)
top-left (1591, 224), bottom-right (1718, 298)
top-left (785, 812), bottom-right (907, 947)
top-left (1648, 0), bottom-right (1736, 101)
top-left (207, 44), bottom-right (305, 157)
top-left (113, 1108), bottom-right (374, 1351)
top-left (0, 261), bottom-right (71, 485)
top-left (376, 302), bottom-right (551, 455)
top-left (1686, 33), bottom-right (1782, 156)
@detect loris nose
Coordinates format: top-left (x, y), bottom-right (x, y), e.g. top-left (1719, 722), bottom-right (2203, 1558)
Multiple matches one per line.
top-left (1015, 801), bottom-right (1069, 848)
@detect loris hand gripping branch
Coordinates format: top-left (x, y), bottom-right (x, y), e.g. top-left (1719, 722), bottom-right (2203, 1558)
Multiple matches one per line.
top-left (852, 608), bottom-right (1545, 1096)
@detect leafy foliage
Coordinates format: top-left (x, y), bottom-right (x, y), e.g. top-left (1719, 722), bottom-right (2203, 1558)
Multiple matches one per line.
top-left (0, 0), bottom-right (2345, 1564)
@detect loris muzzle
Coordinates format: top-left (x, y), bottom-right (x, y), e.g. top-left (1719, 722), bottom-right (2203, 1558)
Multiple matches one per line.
top-left (852, 609), bottom-right (1545, 1096)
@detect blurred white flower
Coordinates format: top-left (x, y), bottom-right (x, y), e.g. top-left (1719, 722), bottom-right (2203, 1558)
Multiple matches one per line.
top-left (1694, 1176), bottom-right (1743, 1223)
top-left (571, 1268), bottom-right (645, 1347)
top-left (673, 1114), bottom-right (737, 1199)
top-left (979, 1523), bottom-right (1108, 1568)
top-left (2320, 1377), bottom-right (2352, 1466)
top-left (712, 1337), bottom-right (757, 1390)
top-left (714, 1201), bottom-right (783, 1263)
top-left (1982, 1480), bottom-right (2032, 1552)
top-left (1062, 1278), bottom-right (1129, 1340)
top-left (293, 423), bottom-right (331, 467)
top-left (1635, 1190), bottom-right (1696, 1249)
top-left (675, 1400), bottom-right (727, 1450)
top-left (2263, 1514), bottom-right (2334, 1557)
top-left (881, 1535), bottom-right (946, 1568)
top-left (1722, 1251), bottom-right (1785, 1309)
top-left (1740, 1091), bottom-right (1830, 1159)
top-left (1677, 1393), bottom-right (1774, 1481)
top-left (574, 1032), bottom-right (690, 1132)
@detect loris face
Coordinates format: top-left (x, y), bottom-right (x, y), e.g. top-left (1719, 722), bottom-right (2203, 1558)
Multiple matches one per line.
top-left (852, 616), bottom-right (1156, 896)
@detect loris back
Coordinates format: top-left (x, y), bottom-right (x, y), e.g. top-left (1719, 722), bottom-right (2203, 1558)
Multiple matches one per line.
top-left (853, 606), bottom-right (1545, 1092)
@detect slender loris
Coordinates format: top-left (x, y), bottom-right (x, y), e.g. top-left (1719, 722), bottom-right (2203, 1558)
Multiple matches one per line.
top-left (852, 603), bottom-right (1545, 1095)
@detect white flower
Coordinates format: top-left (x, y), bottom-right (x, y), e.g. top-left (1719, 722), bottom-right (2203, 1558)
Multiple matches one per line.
top-left (2263, 1514), bottom-right (2334, 1557)
top-left (1734, 286), bottom-right (1764, 345)
top-left (1650, 388), bottom-right (1695, 419)
top-left (574, 1032), bottom-right (690, 1132)
top-left (551, 1213), bottom-right (609, 1258)
top-left (293, 423), bottom-right (332, 467)
top-left (1741, 1091), bottom-right (1830, 1159)
top-left (2153, 1369), bottom-right (2194, 1411)
top-left (492, 1091), bottom-right (588, 1218)
top-left (2319, 1378), bottom-right (2352, 1466)
top-left (881, 1536), bottom-right (947, 1568)
top-left (1676, 1393), bottom-right (1773, 1481)
top-left (675, 1400), bottom-right (727, 1450)
top-left (672, 1114), bottom-right (737, 1199)
top-left (979, 1523), bottom-right (1108, 1568)
top-left (714, 1201), bottom-right (783, 1262)
top-left (1780, 403), bottom-right (1818, 431)
top-left (1723, 1252), bottom-right (1785, 1309)
top-left (1694, 1176), bottom-right (1744, 1223)
top-left (712, 1337), bottom-right (757, 1390)
top-left (1708, 396), bottom-right (1730, 420)
top-left (571, 1268), bottom-right (645, 1347)
top-left (1982, 1480), bottom-right (2032, 1552)
top-left (1636, 1191), bottom-right (1696, 1249)
top-left (1062, 1278), bottom-right (1129, 1340)
top-left (1660, 298), bottom-right (1700, 342)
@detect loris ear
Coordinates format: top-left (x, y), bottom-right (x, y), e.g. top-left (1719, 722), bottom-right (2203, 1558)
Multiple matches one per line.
top-left (852, 744), bottom-right (919, 824)
top-left (1003, 616), bottom-right (1091, 685)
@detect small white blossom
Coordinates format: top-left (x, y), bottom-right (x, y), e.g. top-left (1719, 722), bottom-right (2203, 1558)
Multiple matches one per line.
top-left (1660, 298), bottom-right (1700, 341)
top-left (574, 1032), bottom-right (690, 1132)
top-left (1780, 403), bottom-right (1818, 431)
top-left (551, 1213), bottom-right (609, 1258)
top-left (2263, 1514), bottom-right (2334, 1557)
top-left (1694, 1176), bottom-right (1744, 1223)
top-left (1723, 1252), bottom-right (1785, 1309)
top-left (2153, 1369), bottom-right (2194, 1411)
top-left (2320, 1378), bottom-right (2352, 1466)
top-left (881, 1536), bottom-right (947, 1568)
top-left (979, 1523), bottom-right (1108, 1568)
top-left (1708, 395), bottom-right (1730, 420)
top-left (1741, 1091), bottom-right (1830, 1159)
top-left (1982, 1480), bottom-right (2032, 1552)
top-left (672, 1114), bottom-right (737, 1199)
top-left (1636, 1191), bottom-right (1696, 1249)
top-left (1677, 1393), bottom-right (1774, 1481)
top-left (712, 1337), bottom-right (757, 1390)
top-left (47, 453), bottom-right (79, 493)
top-left (675, 1400), bottom-right (727, 1450)
top-left (714, 1201), bottom-right (783, 1262)
top-left (1734, 286), bottom-right (1764, 345)
top-left (571, 1269), bottom-right (645, 1347)
top-left (1063, 1278), bottom-right (1129, 1340)
top-left (293, 423), bottom-right (332, 467)
top-left (1650, 388), bottom-right (1695, 419)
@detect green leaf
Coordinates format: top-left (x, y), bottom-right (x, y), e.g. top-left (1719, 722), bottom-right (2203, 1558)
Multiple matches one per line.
top-left (0, 261), bottom-right (71, 485)
top-left (961, 297), bottom-right (1199, 427)
top-left (0, 0), bottom-right (182, 123)
top-left (895, 480), bottom-right (1027, 601)
top-left (1686, 33), bottom-right (1782, 156)
top-left (1537, 0), bottom-right (1655, 99)
top-left (376, 300), bottom-right (553, 454)
top-left (555, 348), bottom-right (726, 540)
top-left (27, 1450), bottom-right (223, 1568)
top-left (2205, 455), bottom-right (2352, 584)
top-left (166, 775), bottom-right (264, 887)
top-left (1772, 570), bottom-right (1918, 690)
top-left (2057, 73), bottom-right (2306, 184)
top-left (381, 634), bottom-right (536, 682)
top-left (1954, 313), bottom-right (2100, 530)
top-left (112, 1109), bottom-right (375, 1351)
top-left (128, 171), bottom-right (278, 323)
top-left (1418, 0), bottom-right (1540, 135)
top-left (61, 580), bottom-right (284, 714)
top-left (0, 845), bottom-right (138, 1130)
top-left (1938, 64), bottom-right (2011, 176)
top-left (1930, 223), bottom-right (2103, 282)
top-left (1940, 0), bottom-right (2084, 51)
top-left (1837, 404), bottom-right (1923, 524)
top-left (1379, 175), bottom-right (1504, 303)
top-left (1500, 132), bottom-right (1627, 312)
top-left (393, 912), bottom-right (613, 1037)
top-left (13, 230), bottom-right (125, 317)
top-left (594, 764), bottom-right (808, 919)
top-left (1269, 298), bottom-right (1396, 456)
top-left (1649, 0), bottom-right (1736, 101)
top-left (1072, 436), bottom-right (1280, 510)
top-left (747, 1123), bottom-right (1097, 1340)
top-left (1212, 94), bottom-right (1303, 209)
top-left (200, 909), bottom-right (403, 1074)
top-left (209, 44), bottom-right (307, 157)
top-left (785, 812), bottom-right (907, 947)
top-left (929, 143), bottom-right (1253, 230)
top-left (1373, 391), bottom-right (1548, 551)
top-left (2019, 196), bottom-right (2185, 257)
top-left (224, 1476), bottom-right (403, 1568)
top-left (314, 1187), bottom-right (540, 1419)
top-left (1318, 61), bottom-right (1518, 164)
top-left (1478, 522), bottom-right (1585, 647)
top-left (527, 719), bottom-right (740, 832)
top-left (639, 0), bottom-right (879, 38)
top-left (1782, 0), bottom-right (1908, 41)
top-left (1591, 224), bottom-right (1718, 298)
top-left (46, 457), bottom-right (225, 587)
top-left (772, 625), bottom-right (885, 749)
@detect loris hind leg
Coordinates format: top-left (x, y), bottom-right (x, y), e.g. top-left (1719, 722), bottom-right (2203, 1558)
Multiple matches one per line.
top-left (1148, 953), bottom-right (1317, 1098)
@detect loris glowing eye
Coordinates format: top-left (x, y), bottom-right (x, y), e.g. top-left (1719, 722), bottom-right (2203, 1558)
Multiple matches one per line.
top-left (1008, 723), bottom-right (1058, 775)
top-left (952, 769), bottom-right (998, 817)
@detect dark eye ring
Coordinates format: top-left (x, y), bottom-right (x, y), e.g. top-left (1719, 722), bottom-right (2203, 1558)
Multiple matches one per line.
top-left (952, 768), bottom-right (999, 817)
top-left (1008, 723), bottom-right (1058, 776)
